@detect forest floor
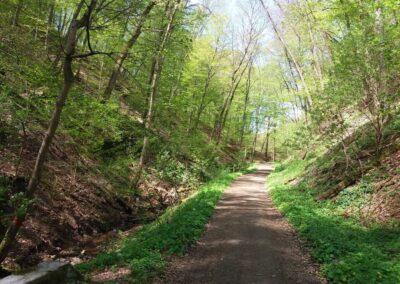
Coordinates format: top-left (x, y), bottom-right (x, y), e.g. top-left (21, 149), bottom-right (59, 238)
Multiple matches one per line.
top-left (156, 164), bottom-right (325, 284)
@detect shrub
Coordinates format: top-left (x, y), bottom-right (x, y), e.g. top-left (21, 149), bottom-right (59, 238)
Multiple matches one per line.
top-left (274, 163), bottom-right (285, 172)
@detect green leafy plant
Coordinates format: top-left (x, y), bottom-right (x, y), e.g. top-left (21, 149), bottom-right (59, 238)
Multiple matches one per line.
top-left (273, 163), bottom-right (286, 172)
top-left (268, 161), bottom-right (400, 284)
top-left (77, 169), bottom-right (249, 282)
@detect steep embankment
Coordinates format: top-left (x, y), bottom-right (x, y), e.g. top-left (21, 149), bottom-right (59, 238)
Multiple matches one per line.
top-left (0, 26), bottom-right (243, 269)
top-left (77, 169), bottom-right (249, 283)
top-left (268, 117), bottom-right (400, 283)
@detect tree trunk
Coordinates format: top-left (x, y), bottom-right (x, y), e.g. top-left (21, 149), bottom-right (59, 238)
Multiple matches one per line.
top-left (214, 53), bottom-right (254, 144)
top-left (132, 0), bottom-right (180, 188)
top-left (264, 117), bottom-right (271, 160)
top-left (212, 30), bottom-right (257, 143)
top-left (259, 0), bottom-right (312, 106)
top-left (103, 1), bottom-right (156, 100)
top-left (45, 0), bottom-right (56, 51)
top-left (12, 0), bottom-right (23, 26)
top-left (265, 132), bottom-right (270, 160)
top-left (273, 136), bottom-right (276, 162)
top-left (0, 0), bottom-right (95, 264)
top-left (192, 68), bottom-right (213, 132)
top-left (240, 62), bottom-right (253, 146)
top-left (251, 109), bottom-right (260, 162)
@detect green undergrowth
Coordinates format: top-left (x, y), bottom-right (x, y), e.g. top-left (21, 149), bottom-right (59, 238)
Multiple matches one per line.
top-left (268, 160), bottom-right (400, 284)
top-left (77, 166), bottom-right (254, 282)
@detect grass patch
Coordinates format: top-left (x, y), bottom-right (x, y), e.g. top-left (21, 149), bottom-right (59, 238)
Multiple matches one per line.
top-left (268, 161), bottom-right (400, 284)
top-left (77, 168), bottom-right (251, 282)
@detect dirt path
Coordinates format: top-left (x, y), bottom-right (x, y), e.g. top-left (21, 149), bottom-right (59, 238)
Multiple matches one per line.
top-left (156, 164), bottom-right (325, 284)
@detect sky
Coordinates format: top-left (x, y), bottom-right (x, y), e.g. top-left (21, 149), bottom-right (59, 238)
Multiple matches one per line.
top-left (190, 0), bottom-right (243, 20)
top-left (190, 0), bottom-right (275, 43)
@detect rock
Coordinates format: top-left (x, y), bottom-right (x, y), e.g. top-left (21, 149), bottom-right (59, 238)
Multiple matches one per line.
top-left (286, 178), bottom-right (300, 186)
top-left (70, 257), bottom-right (83, 266)
top-left (0, 261), bottom-right (84, 284)
top-left (0, 268), bottom-right (10, 279)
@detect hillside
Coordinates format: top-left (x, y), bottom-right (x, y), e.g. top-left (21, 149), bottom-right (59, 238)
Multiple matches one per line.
top-left (0, 11), bottom-right (245, 269)
top-left (1, 0), bottom-right (399, 283)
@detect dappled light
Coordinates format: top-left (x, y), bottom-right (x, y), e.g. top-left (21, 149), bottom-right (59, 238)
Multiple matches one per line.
top-left (159, 164), bottom-right (323, 284)
top-left (0, 0), bottom-right (399, 282)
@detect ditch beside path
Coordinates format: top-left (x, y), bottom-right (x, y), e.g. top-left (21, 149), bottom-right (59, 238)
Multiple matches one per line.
top-left (156, 163), bottom-right (325, 284)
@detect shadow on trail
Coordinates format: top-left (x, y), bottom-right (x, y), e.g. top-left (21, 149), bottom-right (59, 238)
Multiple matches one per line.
top-left (158, 164), bottom-right (323, 284)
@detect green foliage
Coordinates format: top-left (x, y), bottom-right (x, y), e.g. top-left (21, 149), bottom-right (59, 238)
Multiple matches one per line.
top-left (154, 150), bottom-right (199, 188)
top-left (334, 180), bottom-right (374, 210)
top-left (269, 161), bottom-right (400, 284)
top-left (273, 163), bottom-right (285, 172)
top-left (77, 169), bottom-right (245, 282)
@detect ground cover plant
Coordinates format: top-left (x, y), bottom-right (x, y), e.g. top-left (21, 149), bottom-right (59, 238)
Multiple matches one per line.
top-left (77, 166), bottom-right (254, 282)
top-left (268, 161), bottom-right (400, 284)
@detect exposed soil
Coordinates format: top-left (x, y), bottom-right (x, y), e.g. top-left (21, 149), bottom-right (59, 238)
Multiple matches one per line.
top-left (0, 132), bottom-right (182, 271)
top-left (362, 148), bottom-right (400, 221)
top-left (156, 164), bottom-right (325, 284)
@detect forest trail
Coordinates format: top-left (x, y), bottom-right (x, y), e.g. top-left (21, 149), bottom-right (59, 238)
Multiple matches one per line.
top-left (157, 164), bottom-right (325, 284)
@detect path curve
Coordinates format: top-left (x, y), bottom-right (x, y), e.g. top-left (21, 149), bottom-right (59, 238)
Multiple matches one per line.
top-left (156, 164), bottom-right (325, 284)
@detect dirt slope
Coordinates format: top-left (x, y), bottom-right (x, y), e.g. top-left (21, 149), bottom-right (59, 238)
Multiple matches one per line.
top-left (158, 164), bottom-right (325, 284)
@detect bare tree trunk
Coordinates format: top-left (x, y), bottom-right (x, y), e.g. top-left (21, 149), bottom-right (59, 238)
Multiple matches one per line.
top-left (0, 0), bottom-right (96, 264)
top-left (339, 0), bottom-right (351, 29)
top-left (12, 0), bottom-right (23, 26)
top-left (265, 132), bottom-right (270, 160)
top-left (103, 1), bottom-right (156, 100)
top-left (251, 108), bottom-right (260, 161)
top-left (213, 52), bottom-right (254, 144)
top-left (272, 135), bottom-right (276, 162)
top-left (280, 56), bottom-right (310, 124)
top-left (211, 18), bottom-right (259, 143)
top-left (132, 0), bottom-right (180, 188)
top-left (264, 117), bottom-right (271, 160)
top-left (192, 68), bottom-right (213, 132)
top-left (192, 37), bottom-right (222, 132)
top-left (259, 0), bottom-right (312, 106)
top-left (186, 91), bottom-right (197, 133)
top-left (306, 20), bottom-right (324, 89)
top-left (45, 0), bottom-right (56, 51)
top-left (240, 62), bottom-right (253, 146)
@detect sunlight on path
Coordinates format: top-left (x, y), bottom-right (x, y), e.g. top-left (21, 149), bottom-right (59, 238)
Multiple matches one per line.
top-left (157, 164), bottom-right (324, 284)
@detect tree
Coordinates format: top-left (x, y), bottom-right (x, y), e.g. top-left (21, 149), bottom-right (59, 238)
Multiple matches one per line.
top-left (211, 2), bottom-right (263, 143)
top-left (0, 0), bottom-right (101, 264)
top-left (132, 0), bottom-right (182, 187)
top-left (103, 0), bottom-right (157, 100)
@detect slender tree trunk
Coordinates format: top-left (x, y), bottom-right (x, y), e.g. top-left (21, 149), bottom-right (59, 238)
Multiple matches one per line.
top-left (265, 132), bottom-right (270, 160)
top-left (212, 32), bottom-right (256, 143)
top-left (192, 75), bottom-right (211, 132)
top-left (272, 135), bottom-right (276, 162)
top-left (251, 109), bottom-right (260, 162)
top-left (339, 0), bottom-right (351, 29)
top-left (60, 11), bottom-right (68, 34)
top-left (132, 0), bottom-right (180, 188)
top-left (0, 0), bottom-right (95, 264)
top-left (103, 1), bottom-right (156, 100)
top-left (45, 0), bottom-right (55, 51)
top-left (186, 91), bottom-right (197, 133)
top-left (214, 53), bottom-right (254, 144)
top-left (193, 39), bottom-right (221, 132)
top-left (12, 0), bottom-right (23, 26)
top-left (306, 20), bottom-right (324, 89)
top-left (264, 117), bottom-right (271, 160)
top-left (259, 0), bottom-right (312, 106)
top-left (240, 62), bottom-right (253, 146)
